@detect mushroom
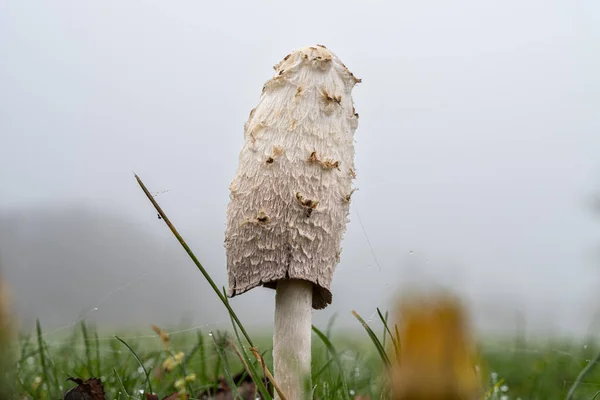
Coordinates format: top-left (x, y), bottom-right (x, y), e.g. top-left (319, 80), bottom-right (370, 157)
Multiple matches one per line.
top-left (225, 45), bottom-right (360, 399)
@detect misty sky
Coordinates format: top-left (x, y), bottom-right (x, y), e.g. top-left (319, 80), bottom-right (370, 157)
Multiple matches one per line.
top-left (1, 1), bottom-right (599, 338)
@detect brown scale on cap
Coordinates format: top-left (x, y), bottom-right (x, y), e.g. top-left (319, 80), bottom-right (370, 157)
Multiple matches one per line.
top-left (241, 210), bottom-right (271, 226)
top-left (343, 188), bottom-right (358, 203)
top-left (307, 151), bottom-right (341, 171)
top-left (296, 192), bottom-right (319, 218)
top-left (265, 146), bottom-right (284, 165)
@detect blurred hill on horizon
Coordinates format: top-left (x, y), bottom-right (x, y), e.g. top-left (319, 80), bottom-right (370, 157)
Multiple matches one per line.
top-left (1, 203), bottom-right (599, 341)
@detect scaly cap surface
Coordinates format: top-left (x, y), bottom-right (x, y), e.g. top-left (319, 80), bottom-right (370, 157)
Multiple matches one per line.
top-left (225, 45), bottom-right (360, 309)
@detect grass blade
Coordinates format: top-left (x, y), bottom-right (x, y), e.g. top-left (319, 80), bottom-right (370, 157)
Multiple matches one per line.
top-left (313, 357), bottom-right (334, 380)
top-left (223, 287), bottom-right (272, 400)
top-left (376, 308), bottom-right (389, 349)
top-left (94, 330), bottom-right (101, 377)
top-left (113, 367), bottom-right (131, 399)
top-left (564, 349), bottom-right (600, 400)
top-left (114, 336), bottom-right (153, 396)
top-left (183, 341), bottom-right (201, 367)
top-left (250, 347), bottom-right (287, 400)
top-left (197, 330), bottom-right (208, 383)
top-left (35, 319), bottom-right (55, 398)
top-left (352, 310), bottom-right (390, 367)
top-left (80, 321), bottom-right (93, 377)
top-left (228, 339), bottom-right (272, 400)
top-left (211, 332), bottom-right (242, 400)
top-left (135, 174), bottom-right (255, 348)
top-left (377, 307), bottom-right (400, 362)
top-left (312, 325), bottom-right (350, 400)
top-left (325, 312), bottom-right (338, 338)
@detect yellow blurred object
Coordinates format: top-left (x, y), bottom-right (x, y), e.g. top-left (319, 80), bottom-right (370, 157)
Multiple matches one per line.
top-left (0, 272), bottom-right (14, 342)
top-left (390, 293), bottom-right (482, 400)
top-left (0, 272), bottom-right (16, 397)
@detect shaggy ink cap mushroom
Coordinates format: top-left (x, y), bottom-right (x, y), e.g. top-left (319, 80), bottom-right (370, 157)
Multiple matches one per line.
top-left (225, 45), bottom-right (360, 309)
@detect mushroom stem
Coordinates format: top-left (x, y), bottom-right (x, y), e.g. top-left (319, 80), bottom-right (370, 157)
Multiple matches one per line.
top-left (273, 279), bottom-right (313, 400)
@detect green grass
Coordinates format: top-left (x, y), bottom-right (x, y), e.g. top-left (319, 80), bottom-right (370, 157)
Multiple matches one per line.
top-left (6, 321), bottom-right (600, 399)
top-left (3, 174), bottom-right (599, 399)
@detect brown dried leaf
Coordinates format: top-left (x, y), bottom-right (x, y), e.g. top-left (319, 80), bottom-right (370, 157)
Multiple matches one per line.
top-left (64, 377), bottom-right (106, 400)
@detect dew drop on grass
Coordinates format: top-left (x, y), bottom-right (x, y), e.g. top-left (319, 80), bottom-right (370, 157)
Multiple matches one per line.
top-left (491, 371), bottom-right (498, 383)
top-left (137, 367), bottom-right (144, 374)
top-left (349, 389), bottom-right (356, 396)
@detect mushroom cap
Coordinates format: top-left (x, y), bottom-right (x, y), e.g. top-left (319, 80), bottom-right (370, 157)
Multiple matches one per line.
top-left (225, 45), bottom-right (360, 309)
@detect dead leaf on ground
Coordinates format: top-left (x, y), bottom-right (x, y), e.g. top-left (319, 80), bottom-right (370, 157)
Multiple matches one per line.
top-left (64, 377), bottom-right (106, 400)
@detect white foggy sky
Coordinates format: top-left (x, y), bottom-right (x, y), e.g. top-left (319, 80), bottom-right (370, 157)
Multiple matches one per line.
top-left (1, 0), bottom-right (599, 336)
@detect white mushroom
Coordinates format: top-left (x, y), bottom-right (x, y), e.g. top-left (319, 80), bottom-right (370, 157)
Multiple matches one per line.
top-left (225, 44), bottom-right (360, 399)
